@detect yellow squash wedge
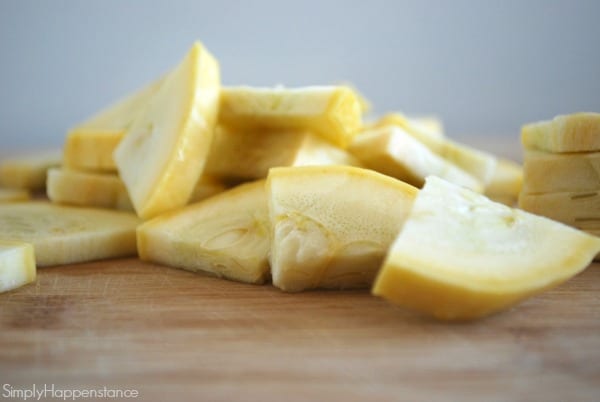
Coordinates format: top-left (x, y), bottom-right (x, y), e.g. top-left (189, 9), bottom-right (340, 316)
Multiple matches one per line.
top-left (267, 165), bottom-right (417, 292)
top-left (205, 127), bottom-right (361, 182)
top-left (219, 86), bottom-right (363, 148)
top-left (114, 42), bottom-right (221, 219)
top-left (0, 202), bottom-right (140, 266)
top-left (63, 79), bottom-right (162, 172)
top-left (373, 176), bottom-right (600, 321)
top-left (138, 180), bottom-right (270, 284)
top-left (0, 240), bottom-right (36, 293)
top-left (349, 125), bottom-right (482, 191)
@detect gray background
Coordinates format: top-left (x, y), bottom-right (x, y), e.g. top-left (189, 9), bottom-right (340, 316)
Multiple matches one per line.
top-left (1, 0), bottom-right (599, 152)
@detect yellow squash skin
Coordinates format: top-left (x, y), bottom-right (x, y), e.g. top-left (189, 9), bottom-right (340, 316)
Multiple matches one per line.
top-left (114, 42), bottom-right (221, 219)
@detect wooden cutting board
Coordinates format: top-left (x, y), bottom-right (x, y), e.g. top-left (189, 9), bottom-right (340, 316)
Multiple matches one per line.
top-left (2, 257), bottom-right (599, 401)
top-left (1, 138), bottom-right (599, 401)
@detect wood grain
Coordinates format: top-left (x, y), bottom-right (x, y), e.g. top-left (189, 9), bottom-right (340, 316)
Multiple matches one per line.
top-left (1, 137), bottom-right (599, 401)
top-left (1, 258), bottom-right (599, 402)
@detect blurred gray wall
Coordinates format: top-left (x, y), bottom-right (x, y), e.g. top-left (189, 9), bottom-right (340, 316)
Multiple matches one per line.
top-left (1, 0), bottom-right (599, 151)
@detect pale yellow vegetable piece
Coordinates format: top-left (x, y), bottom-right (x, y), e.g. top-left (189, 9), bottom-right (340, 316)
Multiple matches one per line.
top-left (189, 175), bottom-right (227, 203)
top-left (114, 42), bottom-right (221, 219)
top-left (373, 176), bottom-right (600, 321)
top-left (138, 180), bottom-right (269, 284)
top-left (519, 190), bottom-right (600, 230)
top-left (205, 127), bottom-right (362, 182)
top-left (445, 141), bottom-right (497, 187)
top-left (0, 188), bottom-right (29, 202)
top-left (219, 86), bottom-right (363, 148)
top-left (348, 125), bottom-right (482, 191)
top-left (0, 202), bottom-right (140, 266)
top-left (374, 114), bottom-right (445, 140)
top-left (290, 133), bottom-right (362, 168)
top-left (485, 158), bottom-right (523, 206)
top-left (47, 168), bottom-right (224, 212)
top-left (0, 240), bottom-right (36, 293)
top-left (522, 150), bottom-right (600, 194)
top-left (0, 150), bottom-right (61, 190)
top-left (267, 165), bottom-right (417, 292)
top-left (335, 82), bottom-right (372, 114)
top-left (354, 88), bottom-right (371, 115)
top-left (522, 112), bottom-right (600, 153)
top-left (374, 113), bottom-right (443, 148)
top-left (374, 113), bottom-right (497, 186)
top-left (65, 132), bottom-right (121, 172)
top-left (408, 116), bottom-right (445, 139)
top-left (63, 79), bottom-right (163, 172)
top-left (47, 168), bottom-right (133, 211)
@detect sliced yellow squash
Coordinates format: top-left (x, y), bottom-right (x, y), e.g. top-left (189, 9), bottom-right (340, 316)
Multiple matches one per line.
top-left (114, 42), bottom-right (221, 219)
top-left (485, 158), bottom-right (523, 206)
top-left (522, 149), bottom-right (600, 194)
top-left (267, 165), bottom-right (417, 292)
top-left (348, 125), bottom-right (482, 191)
top-left (48, 168), bottom-right (224, 212)
top-left (205, 127), bottom-right (361, 182)
top-left (408, 116), bottom-right (445, 139)
top-left (522, 112), bottom-right (600, 153)
top-left (47, 168), bottom-right (133, 211)
top-left (0, 202), bottom-right (140, 266)
top-left (138, 180), bottom-right (269, 284)
top-left (373, 176), bottom-right (600, 321)
top-left (373, 113), bottom-right (442, 147)
top-left (219, 86), bottom-right (363, 148)
top-left (0, 240), bottom-right (36, 293)
top-left (519, 190), bottom-right (600, 229)
top-left (0, 150), bottom-right (61, 190)
top-left (188, 175), bottom-right (227, 203)
top-left (63, 79), bottom-right (163, 172)
top-left (374, 113), bottom-right (497, 186)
